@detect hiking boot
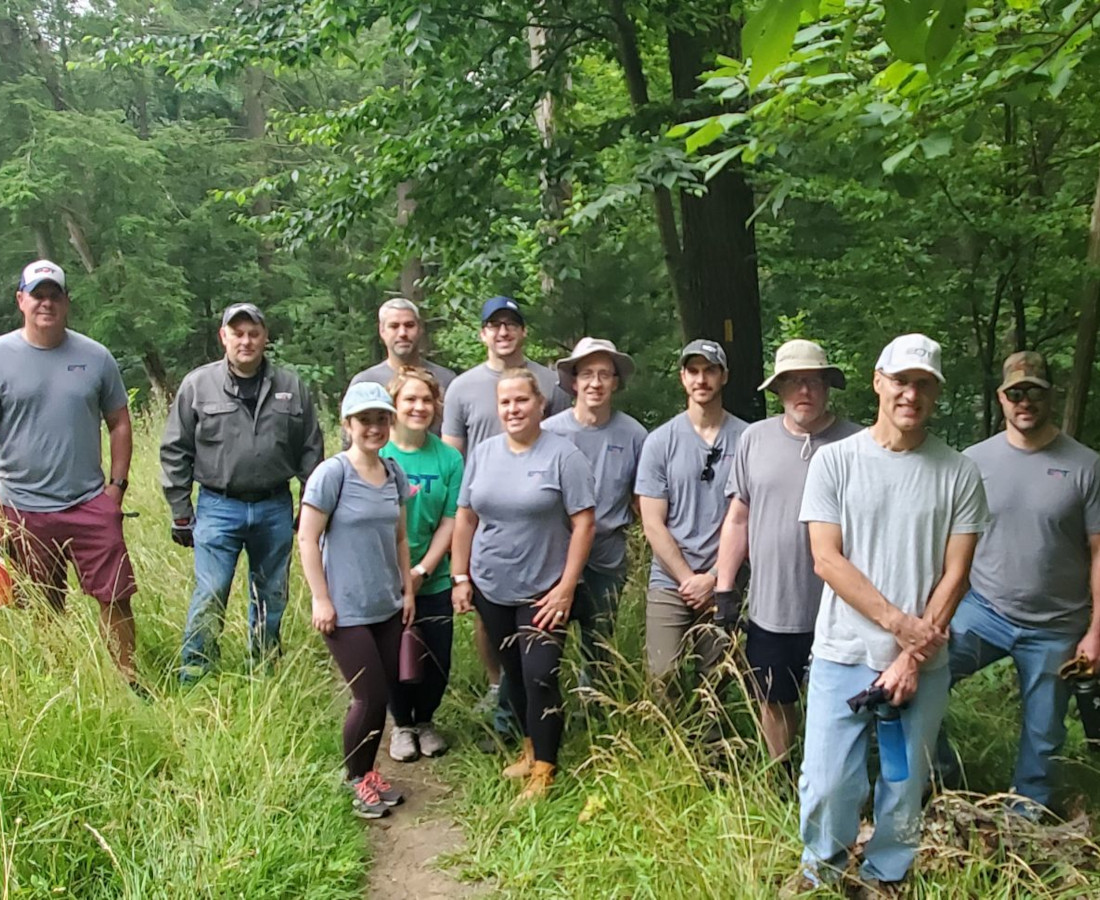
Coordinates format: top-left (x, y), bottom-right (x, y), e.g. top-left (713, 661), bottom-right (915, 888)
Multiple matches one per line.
top-left (389, 726), bottom-right (420, 763)
top-left (362, 769), bottom-right (404, 807)
top-left (515, 761), bottom-right (555, 803)
top-left (502, 737), bottom-right (536, 779)
top-left (351, 778), bottom-right (390, 819)
top-left (416, 722), bottom-right (448, 758)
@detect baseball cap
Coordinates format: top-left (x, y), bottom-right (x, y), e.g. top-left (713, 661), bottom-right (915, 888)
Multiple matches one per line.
top-left (19, 260), bottom-right (66, 293)
top-left (679, 339), bottom-right (727, 371)
top-left (759, 339), bottom-right (846, 392)
top-left (221, 303), bottom-right (266, 327)
top-left (341, 381), bottom-right (397, 419)
top-left (999, 351), bottom-right (1051, 391)
top-left (556, 337), bottom-right (635, 393)
top-left (480, 296), bottom-right (525, 325)
top-left (875, 333), bottom-right (944, 383)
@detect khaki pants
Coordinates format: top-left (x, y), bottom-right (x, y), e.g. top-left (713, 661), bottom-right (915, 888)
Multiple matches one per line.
top-left (645, 587), bottom-right (729, 680)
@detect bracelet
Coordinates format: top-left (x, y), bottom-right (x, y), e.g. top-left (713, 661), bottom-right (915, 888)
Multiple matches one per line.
top-left (413, 563), bottom-right (429, 578)
top-left (452, 574), bottom-right (470, 585)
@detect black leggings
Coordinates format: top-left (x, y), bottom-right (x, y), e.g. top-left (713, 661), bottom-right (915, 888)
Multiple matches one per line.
top-left (389, 589), bottom-right (454, 727)
top-left (323, 612), bottom-right (403, 779)
top-left (474, 590), bottom-right (566, 765)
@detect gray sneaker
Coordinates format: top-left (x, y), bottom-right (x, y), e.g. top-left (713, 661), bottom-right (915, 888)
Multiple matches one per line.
top-left (351, 778), bottom-right (391, 819)
top-left (389, 726), bottom-right (420, 762)
top-left (416, 722), bottom-right (448, 757)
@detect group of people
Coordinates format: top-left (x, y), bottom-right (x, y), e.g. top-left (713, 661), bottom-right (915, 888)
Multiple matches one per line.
top-left (3, 258), bottom-right (1099, 892)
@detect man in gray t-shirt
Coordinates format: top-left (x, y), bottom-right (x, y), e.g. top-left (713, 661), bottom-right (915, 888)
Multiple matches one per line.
top-left (0, 259), bottom-right (138, 683)
top-left (348, 297), bottom-right (456, 436)
top-left (544, 337), bottom-right (647, 677)
top-left (937, 351), bottom-right (1100, 812)
top-left (716, 339), bottom-right (860, 763)
top-left (793, 334), bottom-right (988, 890)
top-left (441, 296), bottom-right (571, 742)
top-left (636, 339), bottom-right (748, 681)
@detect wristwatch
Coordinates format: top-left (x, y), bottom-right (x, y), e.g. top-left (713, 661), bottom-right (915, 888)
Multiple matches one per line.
top-left (110, 478), bottom-right (129, 492)
top-left (413, 563), bottom-right (429, 578)
top-left (452, 573), bottom-right (470, 585)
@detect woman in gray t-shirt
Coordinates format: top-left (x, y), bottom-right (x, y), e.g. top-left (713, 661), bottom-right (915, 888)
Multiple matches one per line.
top-left (452, 369), bottom-right (596, 802)
top-left (299, 381), bottom-right (414, 821)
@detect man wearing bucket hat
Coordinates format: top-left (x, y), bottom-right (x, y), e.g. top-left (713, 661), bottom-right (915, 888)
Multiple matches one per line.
top-left (544, 338), bottom-right (648, 682)
top-left (936, 351), bottom-right (1100, 815)
top-left (636, 339), bottom-right (749, 686)
top-left (1, 259), bottom-right (139, 686)
top-left (791, 334), bottom-right (988, 893)
top-left (715, 339), bottom-right (860, 765)
top-left (161, 302), bottom-right (324, 683)
top-left (441, 296), bottom-right (570, 745)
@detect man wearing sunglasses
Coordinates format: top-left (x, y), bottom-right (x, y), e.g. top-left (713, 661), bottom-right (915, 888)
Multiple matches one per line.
top-left (715, 340), bottom-right (861, 767)
top-left (637, 340), bottom-right (748, 684)
top-left (442, 296), bottom-right (570, 748)
top-left (937, 351), bottom-right (1100, 816)
top-left (792, 334), bottom-right (988, 893)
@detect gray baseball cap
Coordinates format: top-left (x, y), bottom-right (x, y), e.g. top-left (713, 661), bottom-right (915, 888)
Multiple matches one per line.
top-left (221, 303), bottom-right (266, 327)
top-left (679, 339), bottom-right (727, 371)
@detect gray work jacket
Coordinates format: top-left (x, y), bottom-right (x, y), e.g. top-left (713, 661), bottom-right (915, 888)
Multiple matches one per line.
top-left (159, 358), bottom-right (324, 519)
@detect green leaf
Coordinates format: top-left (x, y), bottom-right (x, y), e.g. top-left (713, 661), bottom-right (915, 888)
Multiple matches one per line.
top-left (883, 0), bottom-right (930, 63)
top-left (961, 117), bottom-right (982, 143)
top-left (919, 131), bottom-right (953, 158)
top-left (925, 0), bottom-right (967, 76)
top-left (882, 141), bottom-right (918, 174)
top-left (743, 0), bottom-right (805, 90)
top-left (685, 119), bottom-right (726, 154)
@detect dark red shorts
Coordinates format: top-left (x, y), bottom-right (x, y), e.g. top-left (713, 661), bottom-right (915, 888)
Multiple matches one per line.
top-left (1, 492), bottom-right (137, 607)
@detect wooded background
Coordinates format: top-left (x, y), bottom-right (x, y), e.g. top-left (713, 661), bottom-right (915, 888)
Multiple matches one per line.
top-left (3, 0), bottom-right (1098, 447)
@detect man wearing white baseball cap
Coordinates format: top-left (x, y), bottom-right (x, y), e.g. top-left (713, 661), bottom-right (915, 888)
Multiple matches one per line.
top-left (716, 339), bottom-right (860, 766)
top-left (789, 333), bottom-right (988, 893)
top-left (1, 259), bottom-right (139, 688)
top-left (544, 338), bottom-right (647, 683)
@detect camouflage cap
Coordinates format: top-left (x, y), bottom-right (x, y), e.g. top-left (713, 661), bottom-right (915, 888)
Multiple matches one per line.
top-left (999, 351), bottom-right (1051, 391)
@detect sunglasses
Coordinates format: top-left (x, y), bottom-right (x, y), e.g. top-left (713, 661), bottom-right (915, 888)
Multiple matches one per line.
top-left (700, 446), bottom-right (722, 482)
top-left (1004, 386), bottom-right (1048, 403)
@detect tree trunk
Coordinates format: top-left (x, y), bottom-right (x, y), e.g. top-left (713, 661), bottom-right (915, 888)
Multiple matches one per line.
top-left (667, 26), bottom-right (764, 421)
top-left (396, 181), bottom-right (425, 302)
top-left (242, 65), bottom-right (273, 280)
top-left (1063, 155), bottom-right (1100, 438)
top-left (62, 210), bottom-right (95, 272)
top-left (141, 349), bottom-right (174, 405)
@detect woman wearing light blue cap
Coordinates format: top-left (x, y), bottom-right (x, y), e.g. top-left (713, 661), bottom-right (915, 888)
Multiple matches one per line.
top-left (298, 381), bottom-right (415, 820)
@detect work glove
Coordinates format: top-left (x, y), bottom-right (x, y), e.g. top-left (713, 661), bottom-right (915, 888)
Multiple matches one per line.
top-left (171, 517), bottom-right (195, 548)
top-left (714, 587), bottom-right (744, 633)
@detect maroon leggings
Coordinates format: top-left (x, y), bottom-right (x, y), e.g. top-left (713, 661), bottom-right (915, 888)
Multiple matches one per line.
top-left (323, 613), bottom-right (403, 779)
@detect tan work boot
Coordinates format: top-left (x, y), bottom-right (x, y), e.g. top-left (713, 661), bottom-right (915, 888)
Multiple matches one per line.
top-left (515, 761), bottom-right (556, 803)
top-left (502, 737), bottom-right (535, 778)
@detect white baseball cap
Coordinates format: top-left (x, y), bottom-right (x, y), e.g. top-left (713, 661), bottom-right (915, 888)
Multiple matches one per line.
top-left (19, 260), bottom-right (66, 293)
top-left (875, 333), bottom-right (944, 383)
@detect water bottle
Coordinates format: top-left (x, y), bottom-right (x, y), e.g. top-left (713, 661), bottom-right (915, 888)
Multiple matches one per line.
top-left (1070, 677), bottom-right (1100, 750)
top-left (875, 705), bottom-right (909, 782)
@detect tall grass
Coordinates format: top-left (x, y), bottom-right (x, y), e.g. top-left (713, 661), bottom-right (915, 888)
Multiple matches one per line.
top-left (0, 419), bottom-right (367, 898)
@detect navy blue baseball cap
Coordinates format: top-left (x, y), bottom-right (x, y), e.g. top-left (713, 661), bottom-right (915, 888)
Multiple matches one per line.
top-left (480, 296), bottom-right (525, 325)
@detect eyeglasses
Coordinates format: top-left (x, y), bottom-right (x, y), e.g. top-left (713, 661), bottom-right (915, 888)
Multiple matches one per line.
top-left (700, 446), bottom-right (722, 482)
top-left (483, 319), bottom-right (522, 333)
top-left (1004, 386), bottom-right (1048, 404)
top-left (576, 370), bottom-right (616, 384)
top-left (778, 374), bottom-right (826, 390)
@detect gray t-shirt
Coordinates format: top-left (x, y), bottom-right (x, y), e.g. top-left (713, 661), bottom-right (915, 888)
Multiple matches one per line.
top-left (458, 431), bottom-right (595, 605)
top-left (544, 409), bottom-right (648, 574)
top-left (799, 430), bottom-right (989, 671)
top-left (0, 329), bottom-right (128, 512)
top-left (725, 416), bottom-right (862, 633)
top-left (302, 454), bottom-right (411, 626)
top-left (965, 432), bottom-right (1100, 633)
top-left (349, 359), bottom-right (456, 437)
top-left (442, 360), bottom-right (571, 453)
top-left (635, 410), bottom-right (749, 590)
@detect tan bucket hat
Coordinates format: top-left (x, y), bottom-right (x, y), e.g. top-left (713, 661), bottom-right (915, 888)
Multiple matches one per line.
top-left (759, 339), bottom-right (846, 392)
top-left (556, 337), bottom-right (635, 394)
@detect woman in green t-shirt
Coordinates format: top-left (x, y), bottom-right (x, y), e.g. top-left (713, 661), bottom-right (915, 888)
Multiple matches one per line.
top-left (381, 367), bottom-right (465, 762)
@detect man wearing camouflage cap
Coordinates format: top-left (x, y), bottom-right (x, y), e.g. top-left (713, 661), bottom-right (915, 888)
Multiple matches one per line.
top-left (937, 351), bottom-right (1100, 815)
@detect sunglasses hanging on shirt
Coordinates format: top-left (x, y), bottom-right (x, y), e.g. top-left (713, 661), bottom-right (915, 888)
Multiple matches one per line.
top-left (700, 446), bottom-right (722, 482)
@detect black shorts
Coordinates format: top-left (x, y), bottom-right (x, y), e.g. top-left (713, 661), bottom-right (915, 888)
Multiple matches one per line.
top-left (744, 621), bottom-right (814, 705)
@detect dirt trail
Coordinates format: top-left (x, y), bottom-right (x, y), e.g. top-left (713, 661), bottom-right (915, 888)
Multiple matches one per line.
top-left (367, 747), bottom-right (486, 899)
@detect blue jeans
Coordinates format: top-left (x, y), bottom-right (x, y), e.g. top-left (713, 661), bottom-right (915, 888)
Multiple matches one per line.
top-left (180, 487), bottom-right (294, 678)
top-left (936, 590), bottom-right (1080, 809)
top-left (799, 658), bottom-right (950, 884)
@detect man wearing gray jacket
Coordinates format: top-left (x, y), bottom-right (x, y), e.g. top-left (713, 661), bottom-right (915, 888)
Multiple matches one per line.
top-left (161, 303), bottom-right (324, 683)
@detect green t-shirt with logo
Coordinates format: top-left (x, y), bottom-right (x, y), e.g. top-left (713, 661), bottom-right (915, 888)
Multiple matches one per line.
top-left (381, 433), bottom-right (464, 595)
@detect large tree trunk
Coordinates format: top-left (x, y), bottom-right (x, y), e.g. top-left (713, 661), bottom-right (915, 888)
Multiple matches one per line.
top-left (141, 350), bottom-right (174, 405)
top-left (1063, 155), bottom-right (1100, 438)
top-left (242, 65), bottom-right (273, 282)
top-left (667, 26), bottom-right (764, 421)
top-left (396, 181), bottom-right (425, 303)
